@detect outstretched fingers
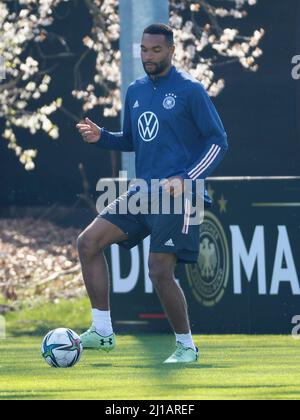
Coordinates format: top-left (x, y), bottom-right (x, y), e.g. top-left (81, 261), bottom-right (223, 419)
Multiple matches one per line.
top-left (85, 117), bottom-right (97, 127)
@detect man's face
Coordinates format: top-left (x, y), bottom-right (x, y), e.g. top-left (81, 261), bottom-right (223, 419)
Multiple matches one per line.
top-left (141, 34), bottom-right (174, 76)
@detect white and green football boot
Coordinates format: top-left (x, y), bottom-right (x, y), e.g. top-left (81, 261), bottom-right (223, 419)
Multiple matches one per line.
top-left (80, 326), bottom-right (116, 352)
top-left (163, 342), bottom-right (199, 364)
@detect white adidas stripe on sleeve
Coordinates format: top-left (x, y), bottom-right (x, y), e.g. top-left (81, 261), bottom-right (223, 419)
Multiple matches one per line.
top-left (188, 144), bottom-right (221, 181)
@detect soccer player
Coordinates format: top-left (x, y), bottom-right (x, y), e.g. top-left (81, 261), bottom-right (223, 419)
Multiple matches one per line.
top-left (76, 24), bottom-right (228, 363)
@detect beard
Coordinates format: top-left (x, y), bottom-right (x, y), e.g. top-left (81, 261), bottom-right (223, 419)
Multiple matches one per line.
top-left (142, 57), bottom-right (170, 76)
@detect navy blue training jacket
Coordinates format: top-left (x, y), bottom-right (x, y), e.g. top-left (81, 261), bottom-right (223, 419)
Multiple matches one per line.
top-left (97, 66), bottom-right (228, 201)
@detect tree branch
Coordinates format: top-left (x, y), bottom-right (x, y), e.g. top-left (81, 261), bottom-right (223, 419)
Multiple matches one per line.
top-left (198, 0), bottom-right (223, 36)
top-left (84, 0), bottom-right (106, 31)
top-left (0, 74), bottom-right (22, 94)
top-left (60, 105), bottom-right (82, 122)
top-left (74, 49), bottom-right (91, 90)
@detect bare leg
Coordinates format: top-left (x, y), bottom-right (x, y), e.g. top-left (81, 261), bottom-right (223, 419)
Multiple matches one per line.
top-left (149, 253), bottom-right (190, 334)
top-left (77, 218), bottom-right (128, 310)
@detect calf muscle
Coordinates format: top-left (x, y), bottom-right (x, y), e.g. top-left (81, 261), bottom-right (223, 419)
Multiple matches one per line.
top-left (77, 217), bottom-right (128, 310)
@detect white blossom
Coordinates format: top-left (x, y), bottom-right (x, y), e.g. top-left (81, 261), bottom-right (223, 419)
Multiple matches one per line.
top-left (0, 1), bottom-right (64, 170)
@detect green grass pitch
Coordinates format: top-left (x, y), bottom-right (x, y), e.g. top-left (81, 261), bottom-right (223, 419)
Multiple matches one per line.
top-left (0, 299), bottom-right (300, 400)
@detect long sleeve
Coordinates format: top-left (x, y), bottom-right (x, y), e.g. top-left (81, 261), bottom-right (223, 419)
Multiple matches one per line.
top-left (95, 91), bottom-right (134, 152)
top-left (181, 84), bottom-right (228, 181)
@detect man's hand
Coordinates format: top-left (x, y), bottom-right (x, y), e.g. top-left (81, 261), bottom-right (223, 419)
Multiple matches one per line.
top-left (76, 118), bottom-right (101, 143)
top-left (160, 176), bottom-right (186, 198)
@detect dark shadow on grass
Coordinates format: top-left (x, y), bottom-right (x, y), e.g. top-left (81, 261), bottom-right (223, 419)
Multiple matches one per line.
top-left (0, 388), bottom-right (109, 400)
top-left (147, 384), bottom-right (295, 390)
top-left (0, 394), bottom-right (50, 400)
top-left (266, 390), bottom-right (300, 397)
top-left (122, 334), bottom-right (218, 382)
top-left (8, 326), bottom-right (87, 338)
top-left (8, 329), bottom-right (53, 338)
top-left (118, 383), bottom-right (296, 394)
top-left (128, 364), bottom-right (231, 370)
top-left (90, 364), bottom-right (114, 368)
top-left (0, 389), bottom-right (78, 399)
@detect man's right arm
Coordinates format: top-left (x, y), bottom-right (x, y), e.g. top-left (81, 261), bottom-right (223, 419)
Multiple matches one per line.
top-left (76, 92), bottom-right (134, 152)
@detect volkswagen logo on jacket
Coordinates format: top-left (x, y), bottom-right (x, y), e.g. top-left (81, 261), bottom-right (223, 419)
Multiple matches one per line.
top-left (138, 112), bottom-right (159, 142)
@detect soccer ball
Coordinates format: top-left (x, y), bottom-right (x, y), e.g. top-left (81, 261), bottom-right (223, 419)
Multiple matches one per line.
top-left (41, 328), bottom-right (83, 368)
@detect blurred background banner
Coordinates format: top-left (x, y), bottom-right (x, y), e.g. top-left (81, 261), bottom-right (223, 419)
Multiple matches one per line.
top-left (109, 177), bottom-right (300, 334)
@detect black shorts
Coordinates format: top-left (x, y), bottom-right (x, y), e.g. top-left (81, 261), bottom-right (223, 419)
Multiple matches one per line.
top-left (98, 192), bottom-right (203, 264)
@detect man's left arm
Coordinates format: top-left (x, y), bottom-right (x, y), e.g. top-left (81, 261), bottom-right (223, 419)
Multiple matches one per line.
top-left (179, 83), bottom-right (228, 181)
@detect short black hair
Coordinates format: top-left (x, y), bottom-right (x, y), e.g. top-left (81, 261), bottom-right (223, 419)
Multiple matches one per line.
top-left (143, 24), bottom-right (174, 46)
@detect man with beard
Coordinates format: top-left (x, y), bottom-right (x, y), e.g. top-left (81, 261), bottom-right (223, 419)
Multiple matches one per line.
top-left (76, 24), bottom-right (228, 363)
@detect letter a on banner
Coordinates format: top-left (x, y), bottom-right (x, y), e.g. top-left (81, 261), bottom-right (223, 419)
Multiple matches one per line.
top-left (270, 226), bottom-right (300, 295)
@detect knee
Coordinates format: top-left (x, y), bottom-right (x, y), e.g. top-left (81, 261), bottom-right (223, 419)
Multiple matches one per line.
top-left (148, 258), bottom-right (174, 288)
top-left (77, 232), bottom-right (104, 260)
